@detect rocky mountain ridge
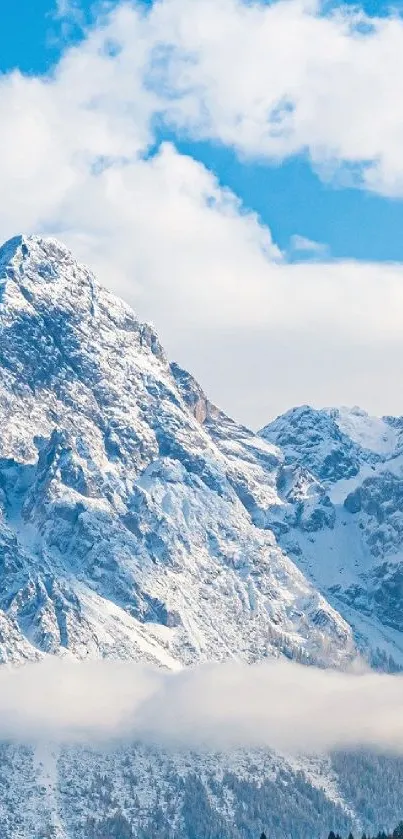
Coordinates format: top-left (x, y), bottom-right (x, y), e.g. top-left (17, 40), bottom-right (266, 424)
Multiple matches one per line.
top-left (261, 405), bottom-right (403, 667)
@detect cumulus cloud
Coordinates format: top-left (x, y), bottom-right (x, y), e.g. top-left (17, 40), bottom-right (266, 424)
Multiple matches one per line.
top-left (3, 658), bottom-right (403, 756)
top-left (102, 0), bottom-right (403, 196)
top-left (1, 0), bottom-right (403, 424)
top-left (35, 0), bottom-right (403, 197)
top-left (145, 0), bottom-right (403, 196)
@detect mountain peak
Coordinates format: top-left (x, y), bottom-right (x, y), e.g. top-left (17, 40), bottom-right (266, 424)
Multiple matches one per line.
top-left (260, 404), bottom-right (364, 482)
top-left (0, 232), bottom-right (78, 270)
top-left (0, 234), bottom-right (93, 299)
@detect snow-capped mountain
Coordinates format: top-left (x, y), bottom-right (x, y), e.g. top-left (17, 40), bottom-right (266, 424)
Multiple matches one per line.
top-left (1, 234), bottom-right (403, 838)
top-left (0, 234), bottom-right (354, 669)
top-left (261, 405), bottom-right (403, 668)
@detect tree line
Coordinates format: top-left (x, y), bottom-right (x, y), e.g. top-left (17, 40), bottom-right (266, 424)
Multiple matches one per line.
top-left (327, 823), bottom-right (403, 839)
top-left (257, 824), bottom-right (403, 839)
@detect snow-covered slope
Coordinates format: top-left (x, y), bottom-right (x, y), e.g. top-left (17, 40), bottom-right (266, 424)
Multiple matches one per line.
top-left (332, 407), bottom-right (399, 456)
top-left (261, 405), bottom-right (403, 669)
top-left (2, 234), bottom-right (403, 838)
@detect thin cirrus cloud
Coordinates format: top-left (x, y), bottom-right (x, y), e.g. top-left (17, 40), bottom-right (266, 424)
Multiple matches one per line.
top-left (4, 657), bottom-right (403, 755)
top-left (289, 235), bottom-right (329, 257)
top-left (1, 0), bottom-right (403, 425)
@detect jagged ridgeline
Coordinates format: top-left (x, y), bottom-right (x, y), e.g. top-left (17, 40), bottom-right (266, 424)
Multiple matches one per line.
top-left (1, 235), bottom-right (403, 838)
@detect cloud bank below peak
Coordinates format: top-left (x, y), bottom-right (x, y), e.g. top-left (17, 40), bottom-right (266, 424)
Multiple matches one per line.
top-left (4, 658), bottom-right (403, 757)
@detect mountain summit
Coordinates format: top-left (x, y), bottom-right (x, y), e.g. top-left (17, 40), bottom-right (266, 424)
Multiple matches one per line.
top-left (0, 234), bottom-right (352, 666)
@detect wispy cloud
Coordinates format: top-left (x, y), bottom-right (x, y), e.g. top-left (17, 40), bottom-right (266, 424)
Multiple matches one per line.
top-left (3, 658), bottom-right (403, 755)
top-left (54, 0), bottom-right (82, 21)
top-left (290, 235), bottom-right (329, 257)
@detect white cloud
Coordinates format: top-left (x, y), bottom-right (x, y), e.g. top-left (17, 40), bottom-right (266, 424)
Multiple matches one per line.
top-left (4, 657), bottom-right (403, 755)
top-left (1, 0), bottom-right (403, 425)
top-left (145, 0), bottom-right (403, 197)
top-left (290, 234), bottom-right (328, 256)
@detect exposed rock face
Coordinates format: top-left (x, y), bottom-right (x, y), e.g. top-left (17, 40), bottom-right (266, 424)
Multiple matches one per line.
top-left (171, 362), bottom-right (218, 424)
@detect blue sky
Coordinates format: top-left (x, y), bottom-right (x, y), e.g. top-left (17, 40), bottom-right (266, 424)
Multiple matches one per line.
top-left (2, 0), bottom-right (403, 423)
top-left (0, 0), bottom-right (77, 74)
top-left (3, 0), bottom-right (403, 266)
